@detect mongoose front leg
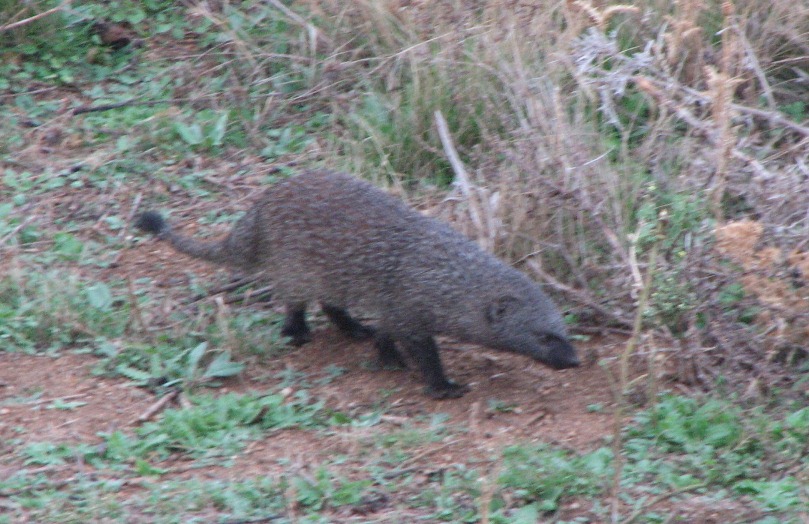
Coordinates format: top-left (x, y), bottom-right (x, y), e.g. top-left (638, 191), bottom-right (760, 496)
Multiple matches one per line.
top-left (401, 335), bottom-right (469, 399)
top-left (321, 304), bottom-right (376, 341)
top-left (280, 304), bottom-right (312, 346)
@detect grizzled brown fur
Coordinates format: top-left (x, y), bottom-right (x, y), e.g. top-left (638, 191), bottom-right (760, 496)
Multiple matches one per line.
top-left (135, 170), bottom-right (579, 398)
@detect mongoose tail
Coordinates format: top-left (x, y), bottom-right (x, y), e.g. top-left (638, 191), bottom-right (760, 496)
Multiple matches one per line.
top-left (134, 210), bottom-right (256, 268)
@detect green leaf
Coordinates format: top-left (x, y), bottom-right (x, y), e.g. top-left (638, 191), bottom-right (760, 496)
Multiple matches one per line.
top-left (211, 112), bottom-right (228, 146)
top-left (511, 503), bottom-right (541, 523)
top-left (86, 282), bottom-right (113, 311)
top-left (186, 342), bottom-right (208, 377)
top-left (46, 400), bottom-right (87, 410)
top-left (53, 232), bottom-right (84, 260)
top-left (134, 458), bottom-right (167, 476)
top-left (786, 407), bottom-right (809, 431)
top-left (203, 351), bottom-right (244, 378)
top-left (115, 364), bottom-right (155, 383)
top-left (174, 122), bottom-right (203, 145)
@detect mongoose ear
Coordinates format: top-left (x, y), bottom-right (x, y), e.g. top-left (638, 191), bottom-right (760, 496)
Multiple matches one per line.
top-left (486, 295), bottom-right (520, 323)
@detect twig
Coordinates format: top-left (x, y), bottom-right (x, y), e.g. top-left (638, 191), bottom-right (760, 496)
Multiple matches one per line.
top-left (219, 516), bottom-right (284, 524)
top-left (21, 393), bottom-right (88, 407)
top-left (637, 76), bottom-right (809, 139)
top-left (72, 99), bottom-right (152, 115)
top-left (71, 97), bottom-right (215, 115)
top-left (434, 110), bottom-right (491, 250)
top-left (392, 439), bottom-right (459, 471)
top-left (135, 389), bottom-right (180, 424)
top-left (619, 482), bottom-right (707, 524)
top-left (223, 285), bottom-right (274, 305)
top-left (610, 211), bottom-right (663, 523)
top-left (127, 275), bottom-right (147, 334)
top-left (0, 215), bottom-right (37, 246)
top-left (0, 3), bottom-right (65, 33)
top-left (121, 191), bottom-right (143, 239)
top-left (734, 22), bottom-right (775, 110)
top-left (191, 275), bottom-right (261, 300)
top-left (526, 260), bottom-right (633, 328)
top-left (264, 0), bottom-right (332, 48)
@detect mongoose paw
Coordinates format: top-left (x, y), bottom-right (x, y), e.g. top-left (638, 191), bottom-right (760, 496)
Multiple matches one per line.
top-left (281, 325), bottom-right (312, 347)
top-left (281, 309), bottom-right (312, 347)
top-left (345, 324), bottom-right (376, 341)
top-left (374, 335), bottom-right (407, 369)
top-left (424, 381), bottom-right (469, 400)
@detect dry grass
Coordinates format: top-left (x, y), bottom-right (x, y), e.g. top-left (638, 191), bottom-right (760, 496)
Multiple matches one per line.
top-left (198, 0), bottom-right (809, 391)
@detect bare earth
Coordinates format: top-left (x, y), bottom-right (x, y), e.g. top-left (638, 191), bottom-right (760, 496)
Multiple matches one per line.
top-left (0, 240), bottom-right (764, 522)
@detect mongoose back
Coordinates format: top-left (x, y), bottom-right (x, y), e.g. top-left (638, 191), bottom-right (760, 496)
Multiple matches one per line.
top-left (135, 170), bottom-right (579, 398)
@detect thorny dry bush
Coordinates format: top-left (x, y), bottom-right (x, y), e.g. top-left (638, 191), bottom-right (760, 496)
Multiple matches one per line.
top-left (195, 0), bottom-right (809, 394)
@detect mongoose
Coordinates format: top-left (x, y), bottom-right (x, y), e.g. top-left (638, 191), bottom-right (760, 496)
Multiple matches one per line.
top-left (135, 170), bottom-right (579, 398)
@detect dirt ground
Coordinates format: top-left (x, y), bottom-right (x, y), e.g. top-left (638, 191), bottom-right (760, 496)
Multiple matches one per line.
top-left (0, 239), bottom-right (622, 473)
top-left (1, 327), bottom-right (765, 523)
top-left (0, 323), bottom-right (619, 463)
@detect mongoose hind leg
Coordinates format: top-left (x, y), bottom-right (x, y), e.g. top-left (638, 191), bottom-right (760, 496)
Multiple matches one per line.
top-left (280, 304), bottom-right (312, 346)
top-left (400, 334), bottom-right (469, 399)
top-left (321, 304), bottom-right (376, 341)
top-left (374, 332), bottom-right (408, 369)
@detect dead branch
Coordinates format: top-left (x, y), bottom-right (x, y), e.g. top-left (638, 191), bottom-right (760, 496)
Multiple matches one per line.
top-left (0, 3), bottom-right (66, 33)
top-left (434, 110), bottom-right (492, 250)
top-left (192, 276), bottom-right (260, 299)
top-left (526, 259), bottom-right (633, 328)
top-left (224, 285), bottom-right (274, 305)
top-left (135, 389), bottom-right (180, 424)
top-left (638, 76), bottom-right (809, 139)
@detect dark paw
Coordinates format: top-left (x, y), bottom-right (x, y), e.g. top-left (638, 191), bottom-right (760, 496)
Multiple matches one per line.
top-left (375, 335), bottom-right (407, 369)
top-left (280, 325), bottom-right (312, 347)
top-left (345, 323), bottom-right (376, 341)
top-left (424, 381), bottom-right (469, 400)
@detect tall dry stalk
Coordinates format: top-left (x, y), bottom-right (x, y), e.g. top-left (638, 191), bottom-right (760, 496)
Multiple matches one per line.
top-left (709, 1), bottom-right (741, 222)
top-left (607, 211), bottom-right (663, 523)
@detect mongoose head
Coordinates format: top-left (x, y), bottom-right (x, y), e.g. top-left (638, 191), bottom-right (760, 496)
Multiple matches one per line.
top-left (483, 288), bottom-right (580, 370)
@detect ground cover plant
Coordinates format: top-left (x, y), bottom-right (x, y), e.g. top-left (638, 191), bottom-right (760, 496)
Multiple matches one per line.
top-left (1, 0), bottom-right (807, 521)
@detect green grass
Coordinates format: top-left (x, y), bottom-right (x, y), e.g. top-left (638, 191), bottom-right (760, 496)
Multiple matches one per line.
top-left (3, 393), bottom-right (806, 522)
top-left (2, 0), bottom-right (808, 521)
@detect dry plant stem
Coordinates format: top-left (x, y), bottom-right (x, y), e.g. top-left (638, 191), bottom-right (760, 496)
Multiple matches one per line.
top-left (215, 296), bottom-right (236, 351)
top-left (192, 3), bottom-right (258, 69)
top-left (477, 460), bottom-right (503, 524)
top-left (122, 192), bottom-right (142, 239)
top-left (527, 260), bottom-right (634, 328)
top-left (135, 389), bottom-right (180, 424)
top-left (610, 218), bottom-right (662, 523)
top-left (640, 76), bottom-right (809, 139)
top-left (0, 2), bottom-right (66, 33)
top-left (71, 97), bottom-right (221, 115)
top-left (224, 285), bottom-right (273, 305)
top-left (22, 393), bottom-right (88, 406)
top-left (621, 238), bottom-right (659, 388)
top-left (199, 276), bottom-right (261, 298)
top-left (0, 215), bottom-right (36, 246)
top-left (265, 0), bottom-right (332, 48)
top-left (709, 1), bottom-right (739, 222)
top-left (219, 515), bottom-right (284, 524)
top-left (635, 77), bottom-right (780, 184)
top-left (434, 110), bottom-right (491, 250)
top-left (619, 482), bottom-right (707, 524)
top-left (126, 275), bottom-right (147, 334)
top-left (392, 439), bottom-right (460, 471)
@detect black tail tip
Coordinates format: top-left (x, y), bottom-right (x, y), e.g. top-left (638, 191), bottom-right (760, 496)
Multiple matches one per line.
top-left (134, 211), bottom-right (168, 235)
